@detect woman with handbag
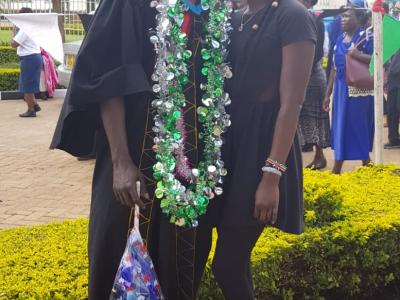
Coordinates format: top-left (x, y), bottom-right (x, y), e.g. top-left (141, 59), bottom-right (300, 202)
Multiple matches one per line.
top-left (323, 1), bottom-right (374, 174)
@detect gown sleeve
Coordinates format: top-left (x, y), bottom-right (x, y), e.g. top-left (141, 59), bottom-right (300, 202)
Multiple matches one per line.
top-left (50, 0), bottom-right (153, 157)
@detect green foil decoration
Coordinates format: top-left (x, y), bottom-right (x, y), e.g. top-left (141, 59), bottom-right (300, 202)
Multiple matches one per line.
top-left (150, 0), bottom-right (233, 227)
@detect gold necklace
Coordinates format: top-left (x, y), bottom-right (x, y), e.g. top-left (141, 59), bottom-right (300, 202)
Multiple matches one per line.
top-left (238, 6), bottom-right (266, 32)
top-left (238, 1), bottom-right (278, 32)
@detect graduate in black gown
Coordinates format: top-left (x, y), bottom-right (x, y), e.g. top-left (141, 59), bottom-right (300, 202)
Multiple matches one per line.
top-left (50, 0), bottom-right (216, 299)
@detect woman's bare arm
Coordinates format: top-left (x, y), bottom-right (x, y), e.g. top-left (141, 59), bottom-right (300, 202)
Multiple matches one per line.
top-left (323, 68), bottom-right (336, 112)
top-left (269, 41), bottom-right (315, 164)
top-left (254, 41), bottom-right (315, 224)
top-left (348, 46), bottom-right (371, 64)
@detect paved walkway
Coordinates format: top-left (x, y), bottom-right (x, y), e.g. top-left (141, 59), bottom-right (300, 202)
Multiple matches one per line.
top-left (0, 99), bottom-right (93, 230)
top-left (0, 99), bottom-right (399, 230)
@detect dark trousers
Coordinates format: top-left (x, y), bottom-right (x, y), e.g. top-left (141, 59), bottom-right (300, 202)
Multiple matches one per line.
top-left (212, 225), bottom-right (264, 300)
top-left (387, 88), bottom-right (400, 143)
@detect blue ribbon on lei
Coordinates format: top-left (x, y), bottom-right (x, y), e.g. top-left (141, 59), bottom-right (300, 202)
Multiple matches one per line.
top-left (182, 0), bottom-right (203, 15)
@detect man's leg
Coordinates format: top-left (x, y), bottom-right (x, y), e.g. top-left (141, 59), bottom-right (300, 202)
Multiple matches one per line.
top-left (88, 137), bottom-right (130, 300)
top-left (192, 205), bottom-right (217, 297)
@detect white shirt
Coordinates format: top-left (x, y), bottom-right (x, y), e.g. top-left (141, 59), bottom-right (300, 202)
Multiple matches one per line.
top-left (13, 30), bottom-right (41, 57)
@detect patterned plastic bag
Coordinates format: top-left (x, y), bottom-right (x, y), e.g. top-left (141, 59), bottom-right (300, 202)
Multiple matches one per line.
top-left (110, 183), bottom-right (164, 300)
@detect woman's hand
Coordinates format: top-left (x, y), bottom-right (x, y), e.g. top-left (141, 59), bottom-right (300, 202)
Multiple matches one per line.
top-left (348, 44), bottom-right (371, 64)
top-left (348, 44), bottom-right (362, 59)
top-left (254, 173), bottom-right (280, 224)
top-left (323, 96), bottom-right (331, 112)
top-left (112, 160), bottom-right (149, 209)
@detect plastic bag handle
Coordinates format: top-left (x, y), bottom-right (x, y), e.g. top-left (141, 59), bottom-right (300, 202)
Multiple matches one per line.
top-left (134, 181), bottom-right (140, 231)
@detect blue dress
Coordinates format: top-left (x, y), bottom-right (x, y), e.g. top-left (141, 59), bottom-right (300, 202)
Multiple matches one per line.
top-left (331, 29), bottom-right (374, 161)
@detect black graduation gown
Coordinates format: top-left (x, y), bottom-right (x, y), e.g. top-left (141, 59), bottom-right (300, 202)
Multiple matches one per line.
top-left (50, 0), bottom-right (216, 299)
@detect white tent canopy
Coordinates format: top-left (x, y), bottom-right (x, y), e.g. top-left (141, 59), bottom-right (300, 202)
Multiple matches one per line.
top-left (2, 13), bottom-right (63, 63)
top-left (315, 0), bottom-right (347, 9)
top-left (315, 0), bottom-right (374, 9)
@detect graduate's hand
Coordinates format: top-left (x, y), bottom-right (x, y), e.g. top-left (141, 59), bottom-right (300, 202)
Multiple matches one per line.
top-left (254, 173), bottom-right (280, 224)
top-left (112, 161), bottom-right (149, 209)
top-left (100, 96), bottom-right (149, 209)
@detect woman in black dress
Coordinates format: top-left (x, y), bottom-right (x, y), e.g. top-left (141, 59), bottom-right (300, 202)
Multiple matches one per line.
top-left (211, 0), bottom-right (316, 298)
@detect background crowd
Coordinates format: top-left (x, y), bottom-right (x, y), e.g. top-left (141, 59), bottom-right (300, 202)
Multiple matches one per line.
top-left (10, 0), bottom-right (400, 171)
top-left (290, 0), bottom-right (399, 174)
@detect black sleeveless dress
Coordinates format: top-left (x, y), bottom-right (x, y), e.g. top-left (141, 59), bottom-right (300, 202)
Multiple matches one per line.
top-left (220, 0), bottom-right (316, 233)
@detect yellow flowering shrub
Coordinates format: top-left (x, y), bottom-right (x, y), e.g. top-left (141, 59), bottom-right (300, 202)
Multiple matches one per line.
top-left (0, 219), bottom-right (88, 299)
top-left (1, 166), bottom-right (400, 299)
top-left (303, 177), bottom-right (346, 227)
top-left (200, 165), bottom-right (400, 299)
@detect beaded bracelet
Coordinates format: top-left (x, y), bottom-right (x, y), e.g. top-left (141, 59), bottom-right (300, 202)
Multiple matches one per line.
top-left (265, 158), bottom-right (287, 172)
top-left (261, 166), bottom-right (282, 176)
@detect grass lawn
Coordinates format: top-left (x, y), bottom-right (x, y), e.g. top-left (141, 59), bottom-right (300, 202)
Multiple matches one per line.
top-left (0, 29), bottom-right (12, 46)
top-left (65, 34), bottom-right (83, 43)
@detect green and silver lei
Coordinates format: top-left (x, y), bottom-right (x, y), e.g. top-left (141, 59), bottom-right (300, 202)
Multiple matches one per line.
top-left (149, 0), bottom-right (233, 227)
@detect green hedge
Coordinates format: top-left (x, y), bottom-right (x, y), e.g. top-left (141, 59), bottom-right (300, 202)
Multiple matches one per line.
top-left (0, 166), bottom-right (400, 299)
top-left (0, 29), bottom-right (12, 46)
top-left (64, 23), bottom-right (85, 36)
top-left (0, 41), bottom-right (11, 47)
top-left (0, 68), bottom-right (20, 91)
top-left (200, 166), bottom-right (400, 299)
top-left (0, 46), bottom-right (18, 65)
